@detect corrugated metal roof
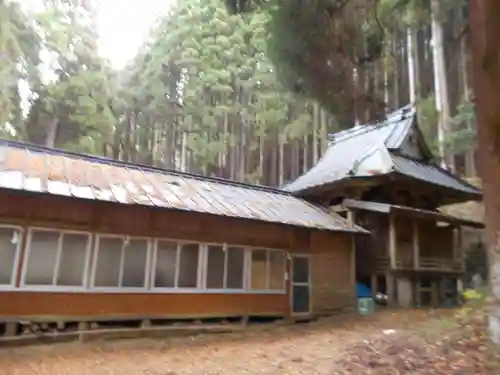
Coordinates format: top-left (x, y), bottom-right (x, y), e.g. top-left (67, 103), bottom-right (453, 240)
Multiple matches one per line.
top-left (390, 154), bottom-right (481, 196)
top-left (284, 105), bottom-right (416, 193)
top-left (329, 104), bottom-right (415, 149)
top-left (284, 105), bottom-right (482, 199)
top-left (0, 139), bottom-right (367, 234)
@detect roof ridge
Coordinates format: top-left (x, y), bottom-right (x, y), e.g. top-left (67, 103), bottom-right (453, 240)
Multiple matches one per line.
top-left (328, 105), bottom-right (415, 146)
top-left (0, 138), bottom-right (289, 196)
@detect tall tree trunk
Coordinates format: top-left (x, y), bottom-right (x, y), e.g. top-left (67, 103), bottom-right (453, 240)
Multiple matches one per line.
top-left (44, 117), bottom-right (59, 148)
top-left (407, 27), bottom-right (417, 104)
top-left (413, 29), bottom-right (423, 98)
top-left (278, 134), bottom-right (285, 187)
top-left (320, 107), bottom-right (328, 155)
top-left (459, 16), bottom-right (476, 177)
top-left (431, 0), bottom-right (454, 171)
top-left (258, 134), bottom-right (264, 184)
top-left (391, 35), bottom-right (400, 110)
top-left (469, 0), bottom-right (500, 345)
top-left (312, 103), bottom-right (319, 163)
top-left (302, 133), bottom-right (309, 173)
top-left (180, 130), bottom-right (188, 172)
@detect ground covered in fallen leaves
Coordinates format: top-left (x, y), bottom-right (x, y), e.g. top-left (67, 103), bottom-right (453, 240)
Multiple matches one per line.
top-left (0, 305), bottom-right (498, 375)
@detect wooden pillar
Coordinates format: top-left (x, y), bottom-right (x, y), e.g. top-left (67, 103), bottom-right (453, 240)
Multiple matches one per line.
top-left (348, 210), bottom-right (357, 308)
top-left (455, 225), bottom-right (463, 269)
top-left (431, 279), bottom-right (439, 307)
top-left (14, 224), bottom-right (29, 287)
top-left (389, 213), bottom-right (397, 269)
top-left (4, 323), bottom-right (17, 337)
top-left (347, 209), bottom-right (355, 223)
top-left (412, 218), bottom-right (420, 270)
top-left (386, 272), bottom-right (395, 306)
top-left (370, 274), bottom-right (378, 294)
top-left (414, 277), bottom-right (422, 307)
top-left (350, 236), bottom-right (357, 308)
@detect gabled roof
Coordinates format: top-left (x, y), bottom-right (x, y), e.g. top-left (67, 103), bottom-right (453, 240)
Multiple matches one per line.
top-left (284, 105), bottom-right (482, 199)
top-left (0, 139), bottom-right (367, 234)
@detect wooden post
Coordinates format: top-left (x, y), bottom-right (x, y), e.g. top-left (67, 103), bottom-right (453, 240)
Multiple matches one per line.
top-left (414, 277), bottom-right (422, 307)
top-left (348, 210), bottom-right (357, 309)
top-left (412, 218), bottom-right (420, 270)
top-left (456, 226), bottom-right (463, 269)
top-left (4, 323), bottom-right (17, 337)
top-left (389, 213), bottom-right (397, 269)
top-left (386, 272), bottom-right (395, 306)
top-left (431, 279), bottom-right (439, 307)
top-left (370, 274), bottom-right (378, 294)
top-left (347, 209), bottom-right (355, 223)
top-left (350, 236), bottom-right (357, 308)
top-left (15, 224), bottom-right (29, 287)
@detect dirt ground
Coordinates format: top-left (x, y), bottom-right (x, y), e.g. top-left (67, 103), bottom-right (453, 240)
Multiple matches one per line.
top-left (0, 309), bottom-right (458, 375)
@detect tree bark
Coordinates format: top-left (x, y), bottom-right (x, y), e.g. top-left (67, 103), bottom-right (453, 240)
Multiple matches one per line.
top-left (459, 14), bottom-right (476, 177)
top-left (431, 0), bottom-right (454, 171)
top-left (44, 117), bottom-right (59, 148)
top-left (469, 0), bottom-right (500, 344)
top-left (407, 27), bottom-right (417, 104)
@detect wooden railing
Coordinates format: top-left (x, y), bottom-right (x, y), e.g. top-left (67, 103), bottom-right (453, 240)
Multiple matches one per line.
top-left (375, 256), bottom-right (389, 272)
top-left (419, 257), bottom-right (463, 271)
top-left (375, 256), bottom-right (463, 272)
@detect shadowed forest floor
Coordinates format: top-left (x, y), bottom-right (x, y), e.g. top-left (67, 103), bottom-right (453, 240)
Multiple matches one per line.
top-left (0, 303), bottom-right (498, 375)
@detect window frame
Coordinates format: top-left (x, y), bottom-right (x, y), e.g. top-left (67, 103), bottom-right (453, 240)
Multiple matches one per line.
top-left (149, 238), bottom-right (287, 295)
top-left (248, 248), bottom-right (287, 294)
top-left (202, 243), bottom-right (247, 293)
top-left (14, 224), bottom-right (288, 295)
top-left (90, 233), bottom-right (152, 293)
top-left (20, 227), bottom-right (92, 292)
top-left (150, 238), bottom-right (203, 293)
top-left (0, 224), bottom-right (24, 290)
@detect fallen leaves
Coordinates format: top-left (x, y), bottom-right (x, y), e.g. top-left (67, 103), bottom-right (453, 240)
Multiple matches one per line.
top-left (0, 308), bottom-right (497, 375)
top-left (332, 307), bottom-right (500, 375)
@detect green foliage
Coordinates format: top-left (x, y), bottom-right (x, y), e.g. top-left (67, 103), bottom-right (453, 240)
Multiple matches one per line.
top-left (462, 288), bottom-right (485, 302)
top-left (447, 100), bottom-right (476, 154)
top-left (110, 0), bottom-right (334, 179)
top-left (0, 0), bottom-right (116, 153)
top-left (0, 1), bottom-right (42, 132)
top-left (416, 96), bottom-right (439, 154)
top-left (417, 96), bottom-right (477, 158)
top-left (2, 0), bottom-right (476, 185)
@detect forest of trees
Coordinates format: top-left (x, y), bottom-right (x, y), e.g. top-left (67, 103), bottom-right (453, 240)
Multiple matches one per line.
top-left (0, 0), bottom-right (478, 188)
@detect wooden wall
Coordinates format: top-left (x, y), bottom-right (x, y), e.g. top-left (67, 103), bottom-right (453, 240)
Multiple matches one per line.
top-left (0, 292), bottom-right (287, 320)
top-left (309, 231), bottom-right (355, 314)
top-left (0, 190), bottom-right (355, 319)
top-left (354, 211), bottom-right (388, 276)
top-left (395, 215), bottom-right (414, 267)
top-left (418, 220), bottom-right (454, 258)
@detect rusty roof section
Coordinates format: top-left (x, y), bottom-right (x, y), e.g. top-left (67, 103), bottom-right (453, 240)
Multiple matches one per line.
top-left (0, 139), bottom-right (368, 234)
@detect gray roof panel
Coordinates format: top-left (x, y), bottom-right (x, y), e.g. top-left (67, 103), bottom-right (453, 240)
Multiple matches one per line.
top-left (391, 154), bottom-right (481, 196)
top-left (284, 105), bottom-right (415, 193)
top-left (284, 104), bottom-right (481, 199)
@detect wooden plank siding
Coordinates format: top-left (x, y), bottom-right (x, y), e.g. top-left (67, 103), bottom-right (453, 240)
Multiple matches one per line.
top-left (0, 292), bottom-right (288, 319)
top-left (0, 190), bottom-right (356, 320)
top-left (309, 232), bottom-right (356, 315)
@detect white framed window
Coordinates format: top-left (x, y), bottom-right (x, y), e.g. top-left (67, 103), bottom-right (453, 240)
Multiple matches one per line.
top-left (205, 244), bottom-right (245, 291)
top-left (152, 240), bottom-right (201, 290)
top-left (0, 225), bottom-right (23, 288)
top-left (21, 228), bottom-right (91, 290)
top-left (92, 235), bottom-right (151, 290)
top-left (249, 248), bottom-right (286, 293)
